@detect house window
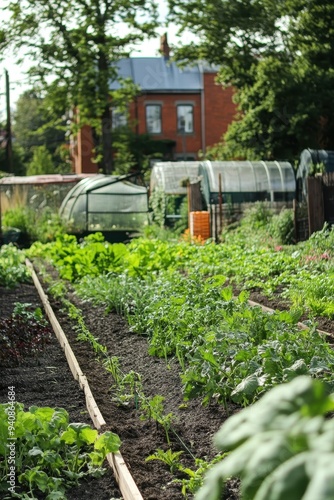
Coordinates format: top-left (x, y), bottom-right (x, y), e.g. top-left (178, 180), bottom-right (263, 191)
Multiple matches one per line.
top-left (111, 107), bottom-right (127, 129)
top-left (177, 105), bottom-right (193, 133)
top-left (146, 105), bottom-right (162, 134)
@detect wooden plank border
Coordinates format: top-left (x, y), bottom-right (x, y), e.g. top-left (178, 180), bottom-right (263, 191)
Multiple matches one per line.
top-left (25, 259), bottom-right (144, 500)
top-left (248, 297), bottom-right (332, 339)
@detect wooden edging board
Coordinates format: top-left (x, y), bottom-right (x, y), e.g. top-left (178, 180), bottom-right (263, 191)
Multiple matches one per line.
top-left (25, 259), bottom-right (144, 500)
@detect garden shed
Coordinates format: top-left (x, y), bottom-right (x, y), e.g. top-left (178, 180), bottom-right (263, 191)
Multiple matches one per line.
top-left (199, 161), bottom-right (296, 205)
top-left (59, 175), bottom-right (149, 241)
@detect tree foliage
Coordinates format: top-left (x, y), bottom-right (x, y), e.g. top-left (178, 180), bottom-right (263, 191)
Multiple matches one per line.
top-left (13, 89), bottom-right (69, 173)
top-left (0, 0), bottom-right (159, 173)
top-left (168, 0), bottom-right (334, 161)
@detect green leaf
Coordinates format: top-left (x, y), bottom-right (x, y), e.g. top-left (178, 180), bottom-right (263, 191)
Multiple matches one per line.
top-left (79, 427), bottom-right (98, 445)
top-left (220, 286), bottom-right (233, 301)
top-left (94, 431), bottom-right (121, 455)
top-left (214, 377), bottom-right (329, 451)
top-left (61, 423), bottom-right (97, 445)
top-left (28, 447), bottom-right (43, 457)
top-left (254, 453), bottom-right (309, 500)
top-left (29, 406), bottom-right (55, 423)
top-left (32, 470), bottom-right (49, 493)
top-left (46, 492), bottom-right (67, 500)
top-left (303, 453), bottom-right (334, 500)
top-left (283, 359), bottom-right (308, 380)
top-left (195, 459), bottom-right (229, 500)
top-left (231, 374), bottom-right (259, 403)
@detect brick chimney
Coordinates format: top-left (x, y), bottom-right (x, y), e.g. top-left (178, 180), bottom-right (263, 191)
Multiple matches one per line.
top-left (160, 33), bottom-right (170, 60)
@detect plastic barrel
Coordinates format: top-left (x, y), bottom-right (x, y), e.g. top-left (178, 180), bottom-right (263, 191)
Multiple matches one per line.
top-left (189, 211), bottom-right (210, 240)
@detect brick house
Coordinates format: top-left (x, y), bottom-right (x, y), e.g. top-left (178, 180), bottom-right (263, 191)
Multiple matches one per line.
top-left (72, 36), bottom-right (236, 174)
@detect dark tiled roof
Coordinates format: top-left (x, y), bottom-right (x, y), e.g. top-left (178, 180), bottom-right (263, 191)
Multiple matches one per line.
top-left (110, 57), bottom-right (206, 92)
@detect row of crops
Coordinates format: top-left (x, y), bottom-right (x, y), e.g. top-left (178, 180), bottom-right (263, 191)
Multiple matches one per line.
top-left (1, 224), bottom-right (334, 499)
top-left (18, 227), bottom-right (333, 402)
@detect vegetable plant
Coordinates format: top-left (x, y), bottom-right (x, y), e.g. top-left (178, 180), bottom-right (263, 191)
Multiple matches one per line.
top-left (0, 403), bottom-right (121, 499)
top-left (196, 376), bottom-right (334, 500)
top-left (146, 448), bottom-right (184, 473)
top-left (0, 244), bottom-right (31, 287)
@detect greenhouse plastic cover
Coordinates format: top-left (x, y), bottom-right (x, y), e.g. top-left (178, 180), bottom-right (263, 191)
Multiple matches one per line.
top-left (200, 160), bottom-right (294, 195)
top-left (150, 161), bottom-right (201, 194)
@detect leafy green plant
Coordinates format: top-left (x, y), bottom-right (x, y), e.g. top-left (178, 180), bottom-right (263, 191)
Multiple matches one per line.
top-left (0, 403), bottom-right (121, 499)
top-left (241, 201), bottom-right (273, 230)
top-left (2, 206), bottom-right (30, 233)
top-left (174, 454), bottom-right (226, 498)
top-left (269, 208), bottom-right (295, 245)
top-left (104, 356), bottom-right (143, 407)
top-left (3, 206), bottom-right (68, 244)
top-left (196, 376), bottom-right (334, 500)
top-left (149, 186), bottom-right (166, 228)
top-left (0, 244), bottom-right (31, 287)
top-left (72, 266), bottom-right (334, 407)
top-left (146, 448), bottom-right (184, 473)
top-left (140, 395), bottom-right (175, 444)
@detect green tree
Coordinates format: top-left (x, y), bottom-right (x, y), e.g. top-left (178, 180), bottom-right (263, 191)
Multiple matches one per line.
top-left (0, 0), bottom-right (158, 174)
top-left (168, 0), bottom-right (334, 160)
top-left (13, 89), bottom-right (69, 172)
top-left (112, 125), bottom-right (176, 176)
top-left (26, 145), bottom-right (54, 175)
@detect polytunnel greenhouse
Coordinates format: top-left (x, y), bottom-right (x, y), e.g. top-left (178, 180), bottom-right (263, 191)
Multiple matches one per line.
top-left (150, 161), bottom-right (201, 195)
top-left (59, 175), bottom-right (149, 241)
top-left (199, 161), bottom-right (296, 205)
top-left (150, 161), bottom-right (202, 226)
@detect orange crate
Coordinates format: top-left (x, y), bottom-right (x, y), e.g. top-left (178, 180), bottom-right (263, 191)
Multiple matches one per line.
top-left (189, 211), bottom-right (210, 240)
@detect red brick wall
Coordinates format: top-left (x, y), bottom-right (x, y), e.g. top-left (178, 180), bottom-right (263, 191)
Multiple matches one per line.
top-left (203, 73), bottom-right (237, 150)
top-left (131, 93), bottom-right (203, 157)
top-left (73, 73), bottom-right (237, 173)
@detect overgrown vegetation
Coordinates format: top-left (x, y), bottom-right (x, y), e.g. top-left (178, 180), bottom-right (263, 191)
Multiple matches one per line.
top-left (3, 206), bottom-right (70, 244)
top-left (27, 226), bottom-right (334, 410)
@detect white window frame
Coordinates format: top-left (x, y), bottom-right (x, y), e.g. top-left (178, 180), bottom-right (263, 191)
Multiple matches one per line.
top-left (177, 105), bottom-right (194, 134)
top-left (146, 104), bottom-right (162, 134)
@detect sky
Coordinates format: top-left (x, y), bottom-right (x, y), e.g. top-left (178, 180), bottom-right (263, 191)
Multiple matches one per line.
top-left (0, 0), bottom-right (188, 119)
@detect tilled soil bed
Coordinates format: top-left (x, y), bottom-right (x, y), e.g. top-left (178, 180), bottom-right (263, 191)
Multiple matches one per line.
top-left (0, 284), bottom-right (121, 499)
top-left (0, 281), bottom-right (240, 500)
top-left (2, 274), bottom-right (334, 500)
